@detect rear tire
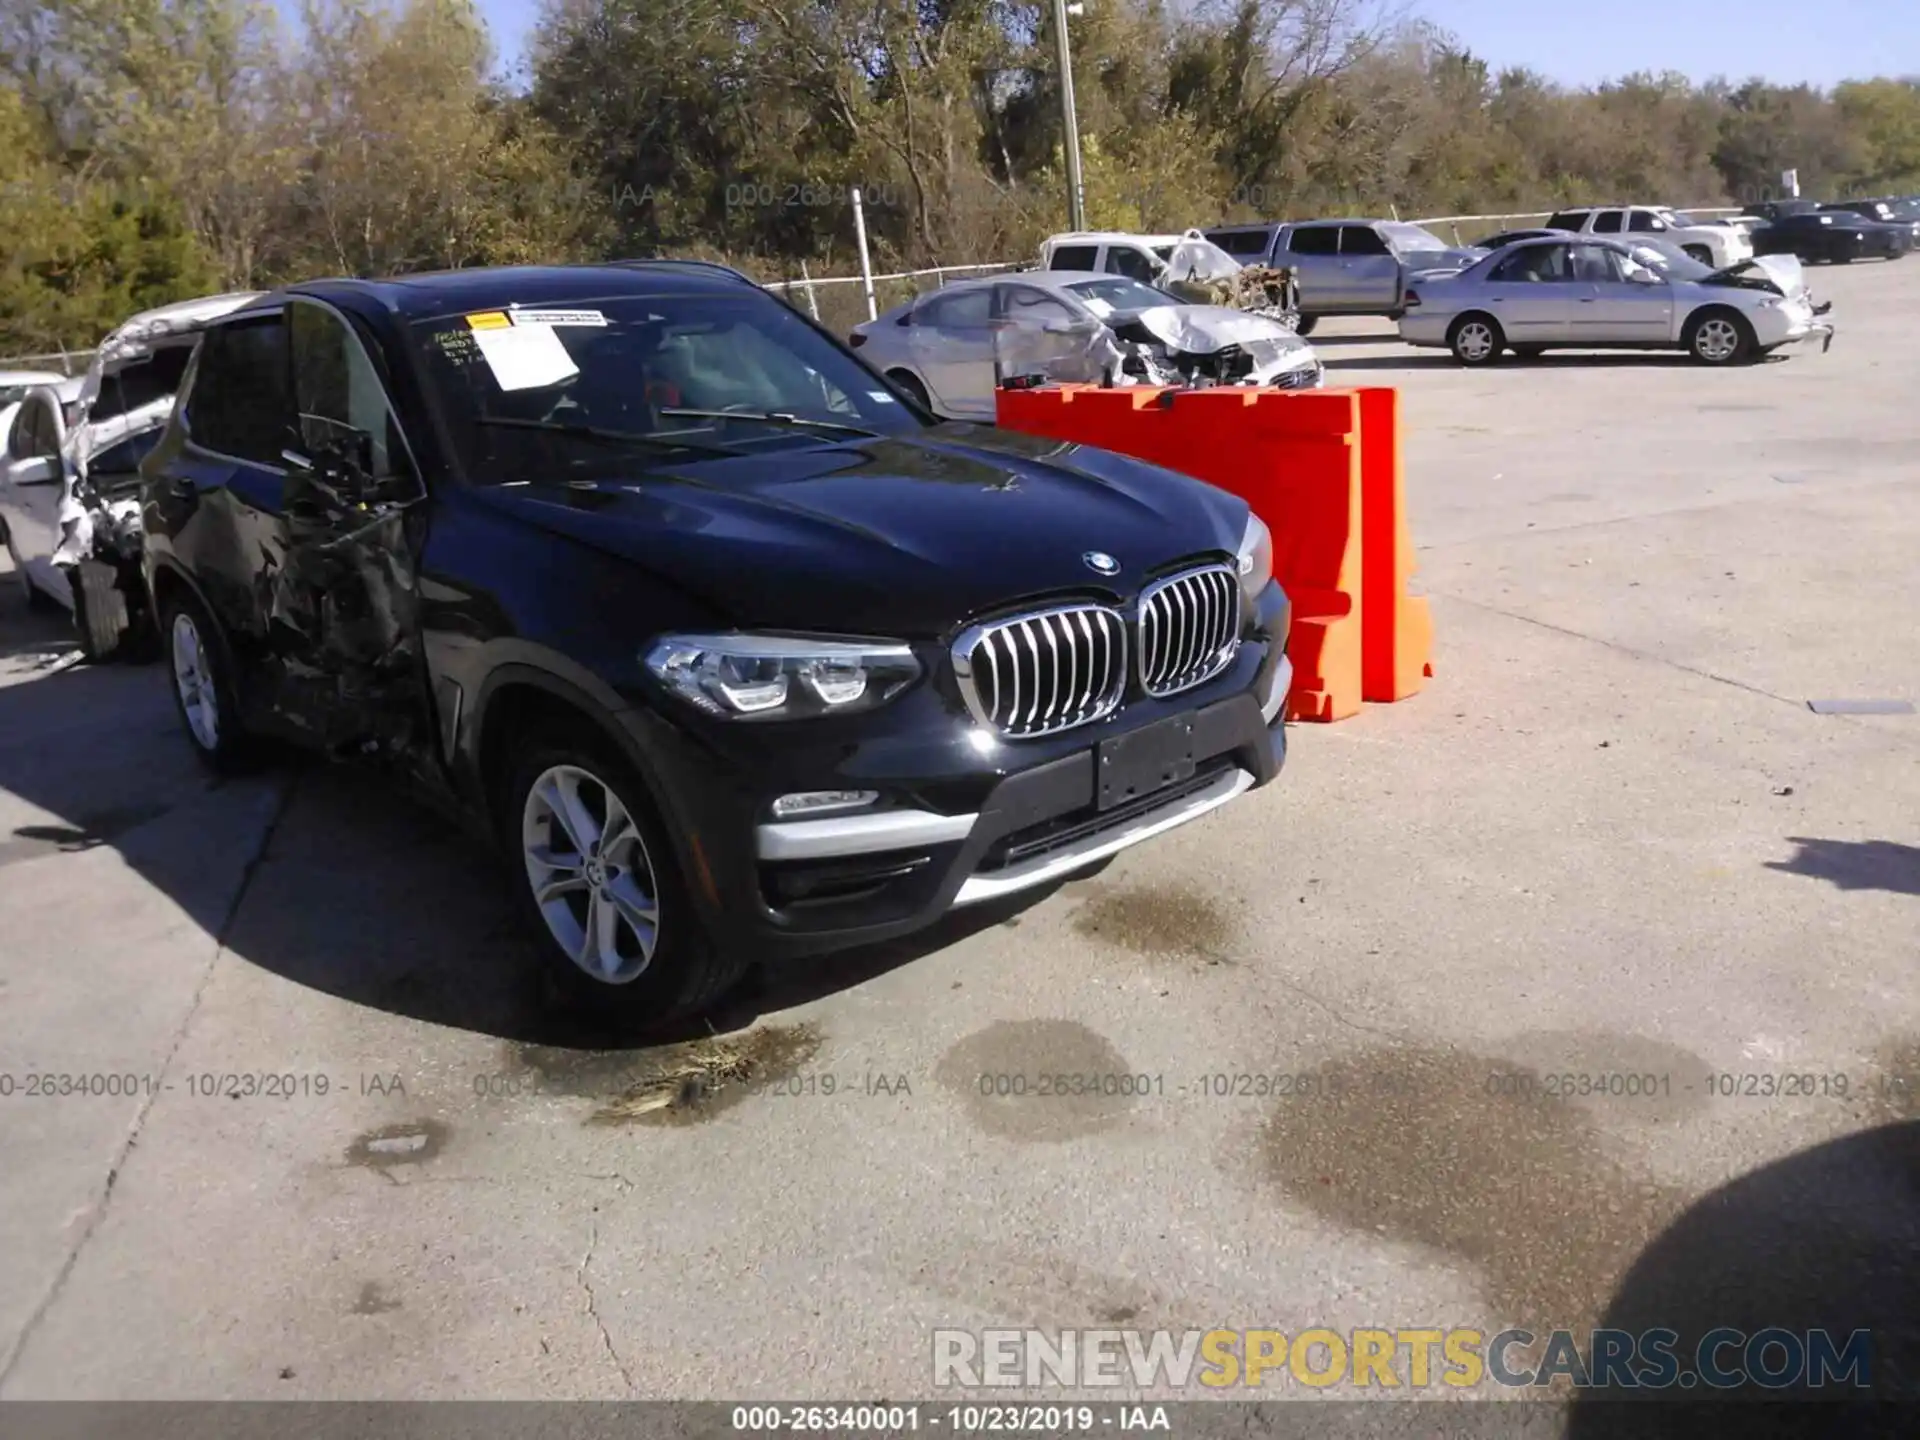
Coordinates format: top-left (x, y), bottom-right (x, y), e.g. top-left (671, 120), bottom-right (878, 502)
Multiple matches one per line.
top-left (160, 589), bottom-right (256, 773)
top-left (1683, 245), bottom-right (1712, 265)
top-left (498, 725), bottom-right (750, 1032)
top-left (887, 370), bottom-right (933, 412)
top-left (1447, 313), bottom-right (1505, 366)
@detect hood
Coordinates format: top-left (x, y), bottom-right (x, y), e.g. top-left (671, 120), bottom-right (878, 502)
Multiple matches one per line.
top-left (464, 428), bottom-right (1247, 637)
top-left (1706, 254), bottom-right (1805, 296)
top-left (1127, 304), bottom-right (1309, 356)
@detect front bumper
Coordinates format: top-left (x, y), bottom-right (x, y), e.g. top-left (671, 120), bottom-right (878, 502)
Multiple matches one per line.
top-left (621, 588), bottom-right (1293, 962)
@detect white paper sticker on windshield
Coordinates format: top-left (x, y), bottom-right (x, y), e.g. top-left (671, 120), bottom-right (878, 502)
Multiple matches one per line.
top-left (509, 307), bottom-right (608, 327)
top-left (867, 391), bottom-right (897, 403)
top-left (473, 323), bottom-right (579, 391)
top-left (1081, 297), bottom-right (1114, 318)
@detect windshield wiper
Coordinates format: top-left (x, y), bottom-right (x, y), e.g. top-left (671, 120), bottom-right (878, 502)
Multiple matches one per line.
top-left (476, 416), bottom-right (739, 456)
top-left (655, 407), bottom-right (881, 438)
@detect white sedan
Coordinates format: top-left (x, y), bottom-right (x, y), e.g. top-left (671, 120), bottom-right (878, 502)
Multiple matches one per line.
top-left (849, 271), bottom-right (1321, 420)
top-left (1397, 236), bottom-right (1833, 367)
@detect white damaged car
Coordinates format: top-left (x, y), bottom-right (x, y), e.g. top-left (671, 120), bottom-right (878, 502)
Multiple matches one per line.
top-left (849, 270), bottom-right (1321, 420)
top-left (0, 291), bottom-right (258, 656)
top-left (1397, 235), bottom-right (1833, 367)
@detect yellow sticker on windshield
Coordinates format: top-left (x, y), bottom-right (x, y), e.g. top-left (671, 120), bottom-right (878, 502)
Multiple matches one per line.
top-left (466, 311), bottom-right (512, 331)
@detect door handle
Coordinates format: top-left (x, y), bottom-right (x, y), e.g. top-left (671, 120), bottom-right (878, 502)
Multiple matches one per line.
top-left (1578, 297), bottom-right (1597, 303)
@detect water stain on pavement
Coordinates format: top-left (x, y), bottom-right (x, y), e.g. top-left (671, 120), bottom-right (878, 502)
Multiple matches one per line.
top-left (1492, 1031), bottom-right (1714, 1125)
top-left (352, 1280), bottom-right (402, 1315)
top-left (935, 1020), bottom-right (1139, 1142)
top-left (584, 1023), bottom-right (823, 1127)
top-left (1865, 1034), bottom-right (1920, 1123)
top-left (1071, 883), bottom-right (1234, 958)
top-left (1260, 1041), bottom-right (1692, 1335)
top-left (904, 1249), bottom-right (1165, 1331)
top-left (346, 1119), bottom-right (449, 1169)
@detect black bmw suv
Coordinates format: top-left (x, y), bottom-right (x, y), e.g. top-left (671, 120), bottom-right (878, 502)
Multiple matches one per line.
top-left (140, 262), bottom-right (1293, 1024)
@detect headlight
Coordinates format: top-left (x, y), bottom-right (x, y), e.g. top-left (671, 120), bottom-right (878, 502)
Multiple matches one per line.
top-left (1236, 511), bottom-right (1273, 623)
top-left (644, 633), bottom-right (921, 719)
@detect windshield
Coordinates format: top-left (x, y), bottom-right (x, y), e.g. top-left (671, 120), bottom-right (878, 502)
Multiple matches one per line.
top-left (1150, 245), bottom-right (1175, 261)
top-left (1629, 243), bottom-right (1713, 282)
top-left (1381, 223), bottom-right (1450, 252)
top-left (1066, 277), bottom-right (1172, 311)
top-left (413, 291), bottom-right (924, 484)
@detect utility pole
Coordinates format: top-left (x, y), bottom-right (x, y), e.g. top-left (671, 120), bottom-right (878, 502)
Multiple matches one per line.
top-left (1052, 0), bottom-right (1086, 232)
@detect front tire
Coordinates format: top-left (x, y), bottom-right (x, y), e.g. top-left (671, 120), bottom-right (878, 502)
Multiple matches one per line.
top-left (1447, 313), bottom-right (1504, 366)
top-left (161, 590), bottom-right (255, 773)
top-left (1291, 315), bottom-right (1320, 337)
top-left (499, 727), bottom-right (749, 1030)
top-left (1684, 308), bottom-right (1756, 366)
top-left (1683, 245), bottom-right (1713, 265)
top-left (70, 561), bottom-right (129, 662)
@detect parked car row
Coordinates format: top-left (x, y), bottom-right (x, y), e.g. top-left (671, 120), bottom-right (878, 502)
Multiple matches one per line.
top-left (0, 294), bottom-right (261, 657)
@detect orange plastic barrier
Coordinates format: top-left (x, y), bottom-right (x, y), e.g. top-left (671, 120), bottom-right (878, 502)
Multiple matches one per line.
top-left (993, 382), bottom-right (1432, 722)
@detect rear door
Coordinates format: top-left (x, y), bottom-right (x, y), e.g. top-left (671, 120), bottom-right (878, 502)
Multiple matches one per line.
top-left (1206, 227), bottom-right (1276, 264)
top-left (0, 391), bottom-right (69, 593)
top-left (1283, 225), bottom-right (1343, 309)
top-left (1478, 242), bottom-right (1588, 340)
top-left (905, 286), bottom-right (998, 418)
top-left (148, 309), bottom-right (296, 722)
top-left (1044, 244), bottom-right (1098, 273)
top-left (1337, 224), bottom-right (1403, 309)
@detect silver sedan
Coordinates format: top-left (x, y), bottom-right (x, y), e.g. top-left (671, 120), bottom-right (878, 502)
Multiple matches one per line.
top-left (850, 271), bottom-right (1321, 420)
top-left (1397, 235), bottom-right (1834, 366)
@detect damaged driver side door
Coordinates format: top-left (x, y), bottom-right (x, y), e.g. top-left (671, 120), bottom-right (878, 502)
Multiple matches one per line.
top-left (268, 298), bottom-right (433, 765)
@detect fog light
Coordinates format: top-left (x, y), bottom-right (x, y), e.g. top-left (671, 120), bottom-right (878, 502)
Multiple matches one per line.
top-left (771, 790), bottom-right (879, 819)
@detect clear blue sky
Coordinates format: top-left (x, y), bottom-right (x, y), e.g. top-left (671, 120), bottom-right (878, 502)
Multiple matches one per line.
top-left (477, 0), bottom-right (1918, 88)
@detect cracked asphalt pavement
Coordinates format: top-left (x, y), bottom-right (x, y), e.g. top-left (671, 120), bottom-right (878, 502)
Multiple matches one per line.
top-left (2, 262), bottom-right (1918, 1407)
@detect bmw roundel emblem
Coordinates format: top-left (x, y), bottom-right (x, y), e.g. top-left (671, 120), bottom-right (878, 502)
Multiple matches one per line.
top-left (1083, 551), bottom-right (1120, 576)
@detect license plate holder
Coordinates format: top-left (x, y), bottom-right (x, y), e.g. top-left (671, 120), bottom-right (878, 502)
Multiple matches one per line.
top-left (1097, 712), bottom-right (1197, 812)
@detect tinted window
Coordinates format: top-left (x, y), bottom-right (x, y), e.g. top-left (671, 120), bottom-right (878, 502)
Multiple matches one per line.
top-left (289, 300), bottom-right (411, 482)
top-left (188, 316), bottom-right (293, 465)
top-left (89, 428), bottom-right (163, 475)
top-left (1047, 244), bottom-right (1098, 271)
top-left (1591, 211), bottom-right (1624, 234)
top-left (1103, 246), bottom-right (1159, 281)
top-left (93, 346), bottom-right (195, 424)
top-left (1626, 210), bottom-right (1665, 233)
top-left (1339, 226), bottom-right (1390, 256)
top-left (917, 288), bottom-right (993, 328)
top-left (1206, 228), bottom-right (1272, 258)
top-left (1287, 226), bottom-right (1340, 256)
top-left (1545, 211), bottom-right (1589, 231)
top-left (1489, 244), bottom-right (1575, 282)
top-left (998, 287), bottom-right (1077, 325)
top-left (9, 399), bottom-right (55, 460)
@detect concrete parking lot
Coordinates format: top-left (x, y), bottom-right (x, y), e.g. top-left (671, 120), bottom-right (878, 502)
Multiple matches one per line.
top-left (2, 260), bottom-right (1917, 1406)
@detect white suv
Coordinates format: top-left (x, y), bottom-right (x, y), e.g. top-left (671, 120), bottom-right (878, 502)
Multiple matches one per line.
top-left (1544, 206), bottom-right (1753, 268)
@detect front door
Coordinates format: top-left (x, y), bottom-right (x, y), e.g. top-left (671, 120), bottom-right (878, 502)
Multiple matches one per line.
top-left (1574, 245), bottom-right (1675, 341)
top-left (271, 298), bottom-right (434, 761)
top-left (1283, 225), bottom-right (1343, 310)
top-left (0, 391), bottom-right (69, 594)
top-left (1336, 225), bottom-right (1403, 309)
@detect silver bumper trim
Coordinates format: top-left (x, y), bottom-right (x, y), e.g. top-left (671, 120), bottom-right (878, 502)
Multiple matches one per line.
top-left (950, 766), bottom-right (1256, 908)
top-left (756, 808), bottom-right (978, 861)
top-left (1260, 654), bottom-right (1295, 724)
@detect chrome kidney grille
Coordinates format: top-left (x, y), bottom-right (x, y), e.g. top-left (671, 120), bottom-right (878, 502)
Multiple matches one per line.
top-left (1138, 564), bottom-right (1240, 697)
top-left (953, 563), bottom-right (1242, 739)
top-left (952, 604), bottom-right (1128, 738)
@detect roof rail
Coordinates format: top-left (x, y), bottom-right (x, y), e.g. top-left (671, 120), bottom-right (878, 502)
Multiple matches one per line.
top-left (605, 257), bottom-right (757, 285)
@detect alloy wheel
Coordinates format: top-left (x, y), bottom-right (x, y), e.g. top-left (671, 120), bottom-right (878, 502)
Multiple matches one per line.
top-left (170, 611), bottom-right (220, 751)
top-left (1695, 318), bottom-right (1740, 363)
top-left (521, 764), bottom-right (662, 985)
top-left (1455, 321), bottom-right (1496, 362)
